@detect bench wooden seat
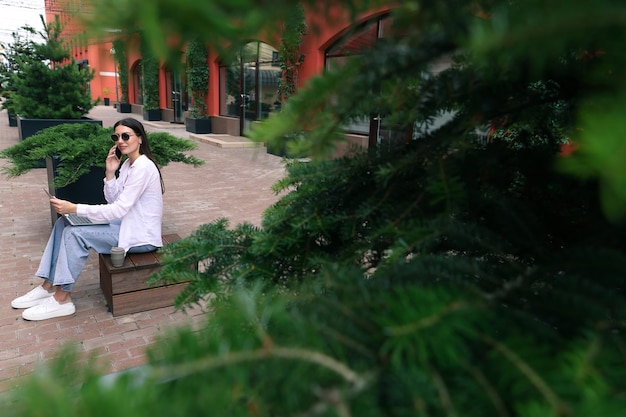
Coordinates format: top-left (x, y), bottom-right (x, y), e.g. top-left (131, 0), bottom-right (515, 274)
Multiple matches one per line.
top-left (99, 233), bottom-right (187, 316)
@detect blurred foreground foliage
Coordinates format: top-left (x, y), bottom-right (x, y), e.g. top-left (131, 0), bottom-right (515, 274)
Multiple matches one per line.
top-left (4, 0), bottom-right (626, 416)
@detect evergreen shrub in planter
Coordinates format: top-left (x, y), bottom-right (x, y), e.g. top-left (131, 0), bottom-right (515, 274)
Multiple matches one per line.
top-left (141, 40), bottom-right (161, 121)
top-left (0, 122), bottom-right (204, 225)
top-left (184, 38), bottom-right (211, 134)
top-left (265, 5), bottom-right (306, 156)
top-left (9, 16), bottom-right (98, 141)
top-left (112, 38), bottom-right (131, 113)
top-left (0, 23), bottom-right (34, 128)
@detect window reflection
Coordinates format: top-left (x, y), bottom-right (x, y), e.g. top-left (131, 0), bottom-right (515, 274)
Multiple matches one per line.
top-left (325, 14), bottom-right (399, 143)
top-left (219, 41), bottom-right (281, 127)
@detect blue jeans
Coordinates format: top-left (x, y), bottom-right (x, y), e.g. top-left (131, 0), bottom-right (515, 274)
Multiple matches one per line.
top-left (36, 218), bottom-right (157, 292)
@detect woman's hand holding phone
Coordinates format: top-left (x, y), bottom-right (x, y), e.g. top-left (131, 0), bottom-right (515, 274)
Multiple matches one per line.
top-left (105, 145), bottom-right (123, 179)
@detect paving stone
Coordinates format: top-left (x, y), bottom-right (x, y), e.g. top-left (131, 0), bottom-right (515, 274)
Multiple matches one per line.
top-left (0, 106), bottom-right (286, 391)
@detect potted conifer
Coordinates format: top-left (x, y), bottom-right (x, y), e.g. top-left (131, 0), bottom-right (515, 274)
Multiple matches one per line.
top-left (266, 5), bottom-right (306, 157)
top-left (9, 15), bottom-right (101, 140)
top-left (112, 38), bottom-right (132, 113)
top-left (0, 84), bottom-right (18, 127)
top-left (0, 26), bottom-right (36, 127)
top-left (0, 58), bottom-right (16, 126)
top-left (184, 38), bottom-right (211, 134)
top-left (141, 39), bottom-right (161, 121)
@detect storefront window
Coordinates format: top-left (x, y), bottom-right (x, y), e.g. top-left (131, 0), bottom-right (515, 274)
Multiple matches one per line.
top-left (325, 14), bottom-right (401, 144)
top-left (219, 41), bottom-right (281, 134)
top-left (164, 66), bottom-right (187, 123)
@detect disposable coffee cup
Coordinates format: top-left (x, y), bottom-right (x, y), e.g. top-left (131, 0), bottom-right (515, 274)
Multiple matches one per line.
top-left (110, 246), bottom-right (125, 267)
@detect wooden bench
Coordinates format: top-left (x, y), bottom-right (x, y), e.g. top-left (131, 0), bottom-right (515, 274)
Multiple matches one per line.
top-left (99, 233), bottom-right (188, 316)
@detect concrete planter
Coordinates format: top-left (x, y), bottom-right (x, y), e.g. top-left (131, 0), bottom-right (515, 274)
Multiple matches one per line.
top-left (185, 117), bottom-right (212, 134)
top-left (143, 108), bottom-right (161, 121)
top-left (45, 156), bottom-right (107, 226)
top-left (117, 102), bottom-right (132, 113)
top-left (17, 115), bottom-right (102, 141)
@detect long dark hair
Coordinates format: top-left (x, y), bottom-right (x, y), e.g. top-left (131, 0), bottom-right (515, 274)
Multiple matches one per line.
top-left (113, 118), bottom-right (165, 193)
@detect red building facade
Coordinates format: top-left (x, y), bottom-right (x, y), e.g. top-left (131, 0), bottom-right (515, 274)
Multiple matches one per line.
top-left (44, 1), bottom-right (392, 146)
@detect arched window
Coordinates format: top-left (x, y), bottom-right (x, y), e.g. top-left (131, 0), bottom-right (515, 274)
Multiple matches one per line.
top-left (325, 14), bottom-right (405, 145)
top-left (132, 60), bottom-right (143, 105)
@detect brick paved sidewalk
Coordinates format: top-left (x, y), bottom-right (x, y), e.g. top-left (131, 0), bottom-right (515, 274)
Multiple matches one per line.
top-left (0, 106), bottom-right (286, 391)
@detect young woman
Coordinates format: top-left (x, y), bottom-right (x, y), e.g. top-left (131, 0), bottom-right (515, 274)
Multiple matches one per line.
top-left (11, 118), bottom-right (164, 321)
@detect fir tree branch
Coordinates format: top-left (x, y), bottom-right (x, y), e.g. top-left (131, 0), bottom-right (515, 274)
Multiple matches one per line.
top-left (465, 363), bottom-right (512, 417)
top-left (430, 366), bottom-right (458, 417)
top-left (150, 346), bottom-right (370, 390)
top-left (298, 387), bottom-right (353, 417)
top-left (386, 301), bottom-right (470, 337)
top-left (482, 335), bottom-right (570, 416)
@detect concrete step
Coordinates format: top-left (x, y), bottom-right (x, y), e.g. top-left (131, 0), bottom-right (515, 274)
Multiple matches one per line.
top-left (189, 133), bottom-right (264, 148)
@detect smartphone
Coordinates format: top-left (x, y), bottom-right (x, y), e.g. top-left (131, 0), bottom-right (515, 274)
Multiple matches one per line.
top-left (43, 188), bottom-right (55, 198)
top-left (115, 147), bottom-right (122, 160)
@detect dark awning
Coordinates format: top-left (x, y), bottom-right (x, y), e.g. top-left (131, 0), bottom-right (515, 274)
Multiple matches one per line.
top-left (246, 68), bottom-right (281, 87)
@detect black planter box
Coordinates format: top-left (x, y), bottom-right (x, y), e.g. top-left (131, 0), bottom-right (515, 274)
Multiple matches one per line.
top-left (143, 109), bottom-right (161, 121)
top-left (185, 117), bottom-right (212, 134)
top-left (117, 103), bottom-right (132, 113)
top-left (266, 142), bottom-right (288, 157)
top-left (103, 98), bottom-right (110, 106)
top-left (17, 115), bottom-right (103, 141)
top-left (266, 135), bottom-right (307, 158)
top-left (7, 112), bottom-right (17, 127)
top-left (46, 156), bottom-right (107, 226)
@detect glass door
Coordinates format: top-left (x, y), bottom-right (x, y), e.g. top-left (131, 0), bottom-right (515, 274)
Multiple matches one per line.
top-left (172, 72), bottom-right (184, 123)
top-left (220, 42), bottom-right (281, 136)
top-left (241, 62), bottom-right (257, 135)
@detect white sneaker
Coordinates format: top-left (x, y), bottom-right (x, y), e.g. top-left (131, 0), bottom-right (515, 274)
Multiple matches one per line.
top-left (22, 296), bottom-right (76, 321)
top-left (11, 285), bottom-right (55, 309)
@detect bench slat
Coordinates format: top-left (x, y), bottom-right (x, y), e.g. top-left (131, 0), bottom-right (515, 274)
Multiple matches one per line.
top-left (106, 283), bottom-right (189, 316)
top-left (99, 233), bottom-right (186, 316)
top-left (126, 252), bottom-right (160, 268)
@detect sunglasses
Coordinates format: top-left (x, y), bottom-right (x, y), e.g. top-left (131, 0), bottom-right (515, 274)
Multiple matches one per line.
top-left (110, 132), bottom-right (136, 141)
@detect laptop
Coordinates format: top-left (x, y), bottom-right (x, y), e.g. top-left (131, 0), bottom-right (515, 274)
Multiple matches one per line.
top-left (63, 213), bottom-right (109, 226)
top-left (45, 188), bottom-right (109, 226)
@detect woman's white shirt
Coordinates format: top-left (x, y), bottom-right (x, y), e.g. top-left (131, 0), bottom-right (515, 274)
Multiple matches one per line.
top-left (76, 155), bottom-right (163, 251)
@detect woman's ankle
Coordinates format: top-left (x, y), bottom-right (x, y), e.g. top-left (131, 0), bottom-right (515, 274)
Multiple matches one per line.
top-left (53, 290), bottom-right (71, 304)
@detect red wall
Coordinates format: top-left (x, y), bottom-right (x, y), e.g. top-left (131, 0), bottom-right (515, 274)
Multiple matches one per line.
top-left (46, 2), bottom-right (392, 115)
